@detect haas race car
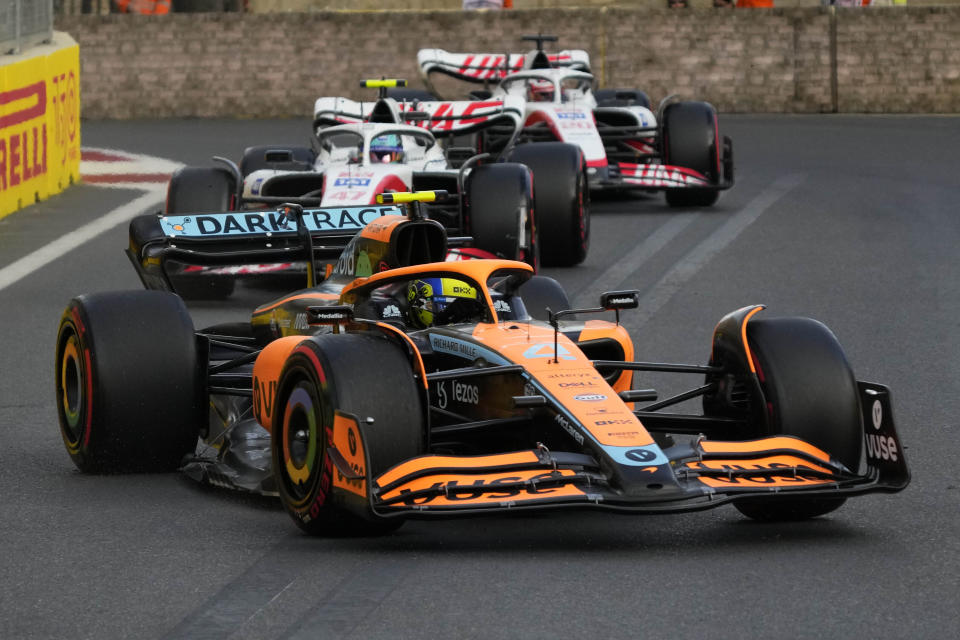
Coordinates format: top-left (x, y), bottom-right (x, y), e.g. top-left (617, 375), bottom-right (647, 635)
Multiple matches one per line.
top-left (56, 193), bottom-right (908, 536)
top-left (417, 34), bottom-right (734, 206)
top-left (164, 76), bottom-right (589, 301)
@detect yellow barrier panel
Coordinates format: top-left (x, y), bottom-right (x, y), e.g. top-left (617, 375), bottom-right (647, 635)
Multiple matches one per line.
top-left (0, 33), bottom-right (81, 219)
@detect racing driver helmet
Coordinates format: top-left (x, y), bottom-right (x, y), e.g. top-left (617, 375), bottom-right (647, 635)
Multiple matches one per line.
top-left (406, 277), bottom-right (478, 328)
top-left (370, 134), bottom-right (404, 163)
top-left (527, 79), bottom-right (555, 102)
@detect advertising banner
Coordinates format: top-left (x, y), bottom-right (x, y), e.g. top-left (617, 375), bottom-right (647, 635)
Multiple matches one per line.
top-left (0, 34), bottom-right (81, 219)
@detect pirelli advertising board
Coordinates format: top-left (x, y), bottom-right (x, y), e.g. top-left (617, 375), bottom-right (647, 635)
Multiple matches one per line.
top-left (0, 33), bottom-right (81, 219)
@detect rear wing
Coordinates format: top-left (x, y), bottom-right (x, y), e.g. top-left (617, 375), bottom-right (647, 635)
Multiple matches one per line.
top-left (417, 48), bottom-right (591, 84)
top-left (127, 205), bottom-right (403, 292)
top-left (313, 95), bottom-right (524, 138)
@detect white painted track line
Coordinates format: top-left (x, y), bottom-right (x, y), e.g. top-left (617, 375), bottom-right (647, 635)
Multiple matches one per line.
top-left (0, 187), bottom-right (165, 293)
top-left (631, 174), bottom-right (806, 326)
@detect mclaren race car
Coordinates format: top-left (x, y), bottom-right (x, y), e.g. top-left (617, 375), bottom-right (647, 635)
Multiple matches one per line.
top-left (417, 35), bottom-right (735, 206)
top-left (57, 193), bottom-right (907, 536)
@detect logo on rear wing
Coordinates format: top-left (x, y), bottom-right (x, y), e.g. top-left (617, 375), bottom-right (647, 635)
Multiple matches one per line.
top-left (160, 205), bottom-right (403, 238)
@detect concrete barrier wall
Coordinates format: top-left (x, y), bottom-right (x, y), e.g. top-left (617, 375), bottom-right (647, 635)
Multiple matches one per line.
top-left (54, 8), bottom-right (960, 119)
top-left (0, 33), bottom-right (81, 219)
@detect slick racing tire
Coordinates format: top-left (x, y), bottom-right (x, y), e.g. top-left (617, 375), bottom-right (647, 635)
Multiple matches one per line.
top-left (508, 142), bottom-right (589, 267)
top-left (594, 88), bottom-right (651, 109)
top-left (166, 166), bottom-right (238, 299)
top-left (55, 291), bottom-right (203, 473)
top-left (239, 145), bottom-right (316, 176)
top-left (734, 317), bottom-right (862, 521)
top-left (464, 163), bottom-right (538, 270)
top-left (519, 276), bottom-right (570, 321)
top-left (661, 101), bottom-right (721, 208)
top-left (272, 333), bottom-right (425, 536)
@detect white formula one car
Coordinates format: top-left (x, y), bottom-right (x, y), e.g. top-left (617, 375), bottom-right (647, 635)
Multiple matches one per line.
top-left (417, 35), bottom-right (734, 207)
top-left (157, 79), bottom-right (591, 298)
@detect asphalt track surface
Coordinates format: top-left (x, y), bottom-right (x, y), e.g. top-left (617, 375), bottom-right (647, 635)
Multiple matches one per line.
top-left (1, 116), bottom-right (958, 639)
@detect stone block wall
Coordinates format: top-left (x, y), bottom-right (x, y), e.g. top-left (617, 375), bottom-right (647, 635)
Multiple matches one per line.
top-left (54, 8), bottom-right (960, 118)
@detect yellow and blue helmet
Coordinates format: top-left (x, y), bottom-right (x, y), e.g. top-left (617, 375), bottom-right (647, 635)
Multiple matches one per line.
top-left (406, 277), bottom-right (477, 328)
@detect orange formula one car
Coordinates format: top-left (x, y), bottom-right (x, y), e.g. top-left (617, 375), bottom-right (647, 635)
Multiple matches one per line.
top-left (55, 193), bottom-right (908, 535)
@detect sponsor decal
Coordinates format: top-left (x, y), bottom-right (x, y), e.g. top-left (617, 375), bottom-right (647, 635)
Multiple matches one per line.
top-left (558, 381), bottom-right (595, 388)
top-left (545, 372), bottom-right (594, 379)
top-left (161, 206), bottom-right (401, 237)
top-left (604, 444), bottom-right (668, 467)
top-left (1, 82), bottom-right (49, 196)
top-left (574, 394), bottom-right (607, 402)
top-left (865, 433), bottom-right (898, 462)
top-left (494, 300), bottom-right (512, 314)
top-left (872, 400), bottom-right (883, 430)
top-left (293, 313), bottom-right (309, 330)
top-left (394, 472), bottom-right (570, 506)
top-left (687, 461), bottom-right (829, 486)
top-left (382, 304), bottom-right (401, 319)
top-left (436, 380), bottom-right (479, 408)
top-left (523, 342), bottom-right (575, 361)
top-left (620, 165), bottom-right (708, 187)
top-left (333, 177), bottom-right (371, 188)
top-left (555, 414), bottom-right (584, 445)
top-left (595, 419), bottom-right (634, 426)
top-left (607, 297), bottom-right (634, 306)
top-left (311, 310), bottom-right (350, 322)
top-left (625, 448), bottom-right (657, 463)
top-left (347, 427), bottom-right (357, 456)
top-left (556, 111), bottom-right (587, 120)
top-left (252, 376), bottom-right (278, 423)
top-left (429, 334), bottom-right (509, 365)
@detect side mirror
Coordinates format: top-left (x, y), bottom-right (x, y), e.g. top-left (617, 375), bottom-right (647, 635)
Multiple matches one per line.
top-left (264, 149), bottom-right (294, 164)
top-left (600, 290), bottom-right (640, 311)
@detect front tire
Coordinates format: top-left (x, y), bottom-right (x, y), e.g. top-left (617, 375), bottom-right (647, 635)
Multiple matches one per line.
top-left (661, 101), bottom-right (721, 208)
top-left (55, 291), bottom-right (203, 473)
top-left (509, 142), bottom-right (589, 267)
top-left (272, 333), bottom-right (425, 536)
top-left (734, 317), bottom-right (862, 521)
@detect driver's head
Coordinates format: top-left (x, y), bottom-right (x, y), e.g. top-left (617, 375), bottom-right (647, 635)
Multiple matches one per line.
top-left (527, 80), bottom-right (555, 102)
top-left (406, 277), bottom-right (477, 328)
top-left (370, 134), bottom-right (404, 163)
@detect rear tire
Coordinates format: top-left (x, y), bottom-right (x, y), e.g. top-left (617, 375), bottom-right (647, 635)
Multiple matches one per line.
top-left (166, 167), bottom-right (237, 299)
top-left (661, 101), bottom-right (721, 208)
top-left (733, 317), bottom-right (862, 521)
top-left (55, 291), bottom-right (203, 473)
top-left (464, 163), bottom-right (538, 271)
top-left (272, 333), bottom-right (425, 536)
top-left (509, 142), bottom-right (589, 267)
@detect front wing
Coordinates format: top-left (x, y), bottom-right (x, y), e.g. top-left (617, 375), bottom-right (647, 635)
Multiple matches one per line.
top-left (329, 382), bottom-right (908, 519)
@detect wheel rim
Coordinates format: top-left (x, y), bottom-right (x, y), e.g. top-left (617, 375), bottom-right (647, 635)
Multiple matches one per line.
top-left (281, 382), bottom-right (320, 501)
top-left (58, 331), bottom-right (86, 447)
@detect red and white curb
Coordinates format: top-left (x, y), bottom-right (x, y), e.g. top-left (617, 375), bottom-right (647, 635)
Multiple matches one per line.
top-left (81, 147), bottom-right (183, 189)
